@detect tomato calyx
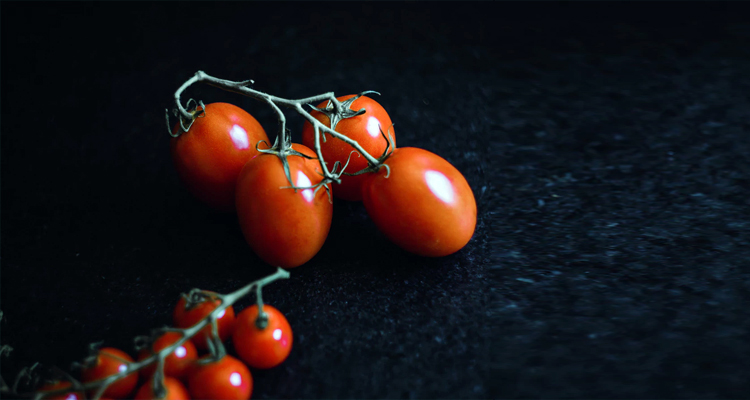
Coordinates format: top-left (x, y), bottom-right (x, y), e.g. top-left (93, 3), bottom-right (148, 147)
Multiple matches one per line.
top-left (166, 98), bottom-right (206, 138)
top-left (342, 124), bottom-right (396, 179)
top-left (307, 90), bottom-right (380, 132)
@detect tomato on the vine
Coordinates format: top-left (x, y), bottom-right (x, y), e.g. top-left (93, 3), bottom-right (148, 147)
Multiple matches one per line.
top-left (232, 305), bottom-right (292, 369)
top-left (38, 380), bottom-right (83, 400)
top-left (171, 102), bottom-right (269, 212)
top-left (134, 376), bottom-right (190, 400)
top-left (137, 331), bottom-right (198, 380)
top-left (172, 292), bottom-right (236, 351)
top-left (80, 347), bottom-right (138, 399)
top-left (187, 355), bottom-right (252, 400)
top-left (235, 143), bottom-right (333, 268)
top-left (301, 94), bottom-right (395, 201)
top-left (361, 147), bottom-right (477, 257)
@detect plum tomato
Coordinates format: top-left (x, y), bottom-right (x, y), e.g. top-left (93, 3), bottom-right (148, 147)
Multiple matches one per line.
top-left (38, 380), bottom-right (84, 400)
top-left (172, 292), bottom-right (236, 351)
top-left (232, 305), bottom-right (293, 369)
top-left (187, 355), bottom-right (252, 400)
top-left (301, 94), bottom-right (394, 201)
top-left (171, 102), bottom-right (269, 212)
top-left (134, 377), bottom-right (190, 400)
top-left (361, 147), bottom-right (477, 257)
top-left (235, 143), bottom-right (333, 268)
top-left (81, 347), bottom-right (138, 399)
top-left (137, 332), bottom-right (198, 380)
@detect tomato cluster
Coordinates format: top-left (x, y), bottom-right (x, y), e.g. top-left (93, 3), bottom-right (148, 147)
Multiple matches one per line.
top-left (170, 92), bottom-right (476, 266)
top-left (37, 294), bottom-right (292, 400)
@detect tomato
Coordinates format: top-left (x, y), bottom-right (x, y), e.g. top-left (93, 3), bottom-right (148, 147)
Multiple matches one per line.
top-left (137, 332), bottom-right (198, 380)
top-left (171, 102), bottom-right (269, 212)
top-left (81, 347), bottom-right (138, 399)
top-left (301, 94), bottom-right (395, 201)
top-left (235, 143), bottom-right (333, 268)
top-left (38, 381), bottom-right (83, 400)
top-left (232, 305), bottom-right (292, 369)
top-left (172, 292), bottom-right (236, 351)
top-left (361, 147), bottom-right (477, 257)
top-left (134, 377), bottom-right (190, 400)
top-left (187, 355), bottom-right (252, 400)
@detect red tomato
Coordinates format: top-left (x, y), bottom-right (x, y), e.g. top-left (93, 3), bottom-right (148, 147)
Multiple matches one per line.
top-left (134, 377), bottom-right (190, 400)
top-left (137, 332), bottom-right (198, 380)
top-left (232, 305), bottom-right (293, 369)
top-left (172, 292), bottom-right (236, 351)
top-left (187, 355), bottom-right (252, 400)
top-left (171, 102), bottom-right (269, 212)
top-left (81, 347), bottom-right (139, 399)
top-left (361, 147), bottom-right (477, 257)
top-left (301, 94), bottom-right (395, 201)
top-left (38, 381), bottom-right (83, 400)
top-left (235, 143), bottom-right (333, 268)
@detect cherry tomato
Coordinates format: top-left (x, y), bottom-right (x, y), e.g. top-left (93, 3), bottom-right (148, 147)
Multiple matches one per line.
top-left (172, 292), bottom-right (236, 351)
top-left (361, 147), bottom-right (477, 257)
top-left (187, 355), bottom-right (252, 400)
top-left (81, 347), bottom-right (138, 399)
top-left (171, 102), bottom-right (269, 212)
top-left (38, 381), bottom-right (83, 400)
top-left (232, 305), bottom-right (293, 369)
top-left (235, 143), bottom-right (333, 268)
top-left (137, 332), bottom-right (198, 380)
top-left (301, 94), bottom-right (395, 201)
top-left (134, 376), bottom-right (190, 400)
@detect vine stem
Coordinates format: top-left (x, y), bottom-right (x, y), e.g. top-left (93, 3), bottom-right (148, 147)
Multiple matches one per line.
top-left (170, 71), bottom-right (385, 182)
top-left (14, 267), bottom-right (290, 400)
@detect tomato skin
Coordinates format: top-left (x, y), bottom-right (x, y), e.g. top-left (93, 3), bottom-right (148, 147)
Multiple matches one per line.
top-left (137, 332), bottom-right (198, 381)
top-left (187, 355), bottom-right (252, 400)
top-left (301, 95), bottom-right (394, 201)
top-left (171, 102), bottom-right (269, 212)
top-left (38, 381), bottom-right (84, 400)
top-left (134, 377), bottom-right (190, 400)
top-left (172, 293), bottom-right (236, 351)
top-left (235, 144), bottom-right (333, 268)
top-left (361, 147), bottom-right (477, 257)
top-left (81, 347), bottom-right (139, 399)
top-left (232, 305), bottom-right (293, 369)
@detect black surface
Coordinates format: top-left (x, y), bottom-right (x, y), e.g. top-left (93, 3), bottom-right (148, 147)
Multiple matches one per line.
top-left (2, 2), bottom-right (750, 399)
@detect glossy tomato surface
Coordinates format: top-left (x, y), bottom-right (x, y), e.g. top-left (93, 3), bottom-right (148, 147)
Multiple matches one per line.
top-left (232, 305), bottom-right (293, 369)
top-left (171, 102), bottom-right (268, 211)
top-left (172, 293), bottom-right (236, 351)
top-left (361, 147), bottom-right (477, 257)
top-left (81, 347), bottom-right (138, 399)
top-left (134, 377), bottom-right (190, 400)
top-left (187, 355), bottom-right (252, 400)
top-left (235, 144), bottom-right (333, 268)
top-left (301, 95), bottom-right (394, 201)
top-left (137, 331), bottom-right (198, 380)
top-left (38, 381), bottom-right (84, 400)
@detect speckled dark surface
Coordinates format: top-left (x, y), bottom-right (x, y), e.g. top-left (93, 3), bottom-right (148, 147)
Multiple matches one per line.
top-left (2, 2), bottom-right (750, 399)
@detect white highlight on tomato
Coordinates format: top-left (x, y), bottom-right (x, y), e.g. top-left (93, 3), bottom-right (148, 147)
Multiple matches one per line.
top-left (230, 372), bottom-right (242, 386)
top-left (366, 116), bottom-right (381, 138)
top-left (425, 170), bottom-right (455, 204)
top-left (175, 346), bottom-right (187, 358)
top-left (217, 309), bottom-right (226, 319)
top-left (118, 364), bottom-right (128, 373)
top-left (273, 328), bottom-right (283, 340)
top-left (296, 170), bottom-right (315, 202)
top-left (229, 124), bottom-right (249, 149)
top-left (65, 394), bottom-right (77, 400)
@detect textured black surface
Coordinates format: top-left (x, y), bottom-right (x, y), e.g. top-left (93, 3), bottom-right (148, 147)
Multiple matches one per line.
top-left (2, 2), bottom-right (750, 399)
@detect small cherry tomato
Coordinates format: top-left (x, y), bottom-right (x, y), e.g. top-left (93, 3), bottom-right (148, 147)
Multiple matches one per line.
top-left (171, 102), bottom-right (269, 212)
top-left (301, 94), bottom-right (395, 201)
top-left (38, 380), bottom-right (84, 400)
top-left (134, 376), bottom-right (190, 400)
top-left (235, 144), bottom-right (333, 268)
top-left (137, 331), bottom-right (198, 380)
top-left (172, 292), bottom-right (236, 351)
top-left (361, 147), bottom-right (477, 256)
top-left (232, 305), bottom-right (293, 369)
top-left (187, 355), bottom-right (252, 400)
top-left (81, 347), bottom-right (139, 399)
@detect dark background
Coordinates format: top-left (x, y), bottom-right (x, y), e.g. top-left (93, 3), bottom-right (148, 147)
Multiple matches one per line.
top-left (2, 2), bottom-right (750, 399)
